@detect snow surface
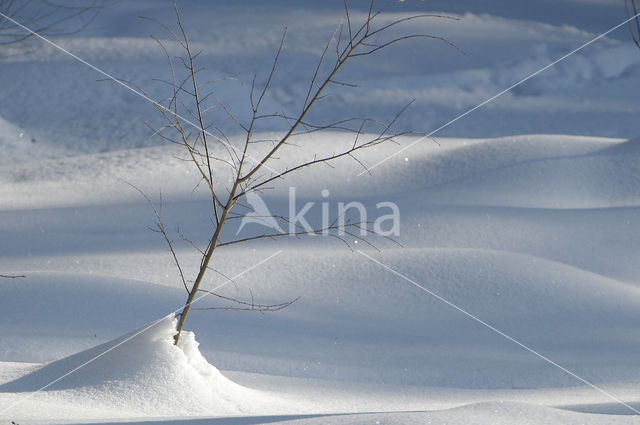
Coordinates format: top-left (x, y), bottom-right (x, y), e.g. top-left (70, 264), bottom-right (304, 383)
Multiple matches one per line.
top-left (2, 0), bottom-right (640, 424)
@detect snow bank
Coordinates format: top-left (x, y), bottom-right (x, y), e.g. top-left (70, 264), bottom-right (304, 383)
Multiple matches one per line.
top-left (0, 316), bottom-right (289, 419)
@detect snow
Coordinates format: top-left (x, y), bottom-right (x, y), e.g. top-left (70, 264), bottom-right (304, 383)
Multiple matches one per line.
top-left (2, 0), bottom-right (640, 423)
top-left (0, 315), bottom-right (291, 419)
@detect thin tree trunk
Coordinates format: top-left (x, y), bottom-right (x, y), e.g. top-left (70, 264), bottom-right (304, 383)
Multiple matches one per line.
top-left (173, 183), bottom-right (238, 344)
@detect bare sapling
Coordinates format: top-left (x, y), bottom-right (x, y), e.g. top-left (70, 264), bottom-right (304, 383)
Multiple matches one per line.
top-left (144, 0), bottom-right (458, 345)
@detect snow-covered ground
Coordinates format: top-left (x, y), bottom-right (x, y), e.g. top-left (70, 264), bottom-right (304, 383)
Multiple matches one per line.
top-left (2, 0), bottom-right (640, 423)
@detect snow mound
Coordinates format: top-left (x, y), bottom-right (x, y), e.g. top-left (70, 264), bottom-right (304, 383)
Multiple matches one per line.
top-left (0, 315), bottom-right (285, 417)
top-left (383, 135), bottom-right (637, 208)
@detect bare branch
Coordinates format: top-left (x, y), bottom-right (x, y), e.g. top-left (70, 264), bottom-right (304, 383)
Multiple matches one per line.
top-left (626, 0), bottom-right (640, 49)
top-left (344, 0), bottom-right (353, 47)
top-left (126, 183), bottom-right (189, 294)
top-left (0, 0), bottom-right (106, 46)
top-left (351, 34), bottom-right (464, 57)
top-left (255, 27), bottom-right (287, 112)
top-left (217, 218), bottom-right (397, 249)
top-left (367, 13), bottom-right (459, 39)
top-left (193, 288), bottom-right (300, 313)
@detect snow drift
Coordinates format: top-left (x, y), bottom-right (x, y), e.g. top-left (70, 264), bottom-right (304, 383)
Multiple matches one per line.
top-left (0, 315), bottom-right (289, 418)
